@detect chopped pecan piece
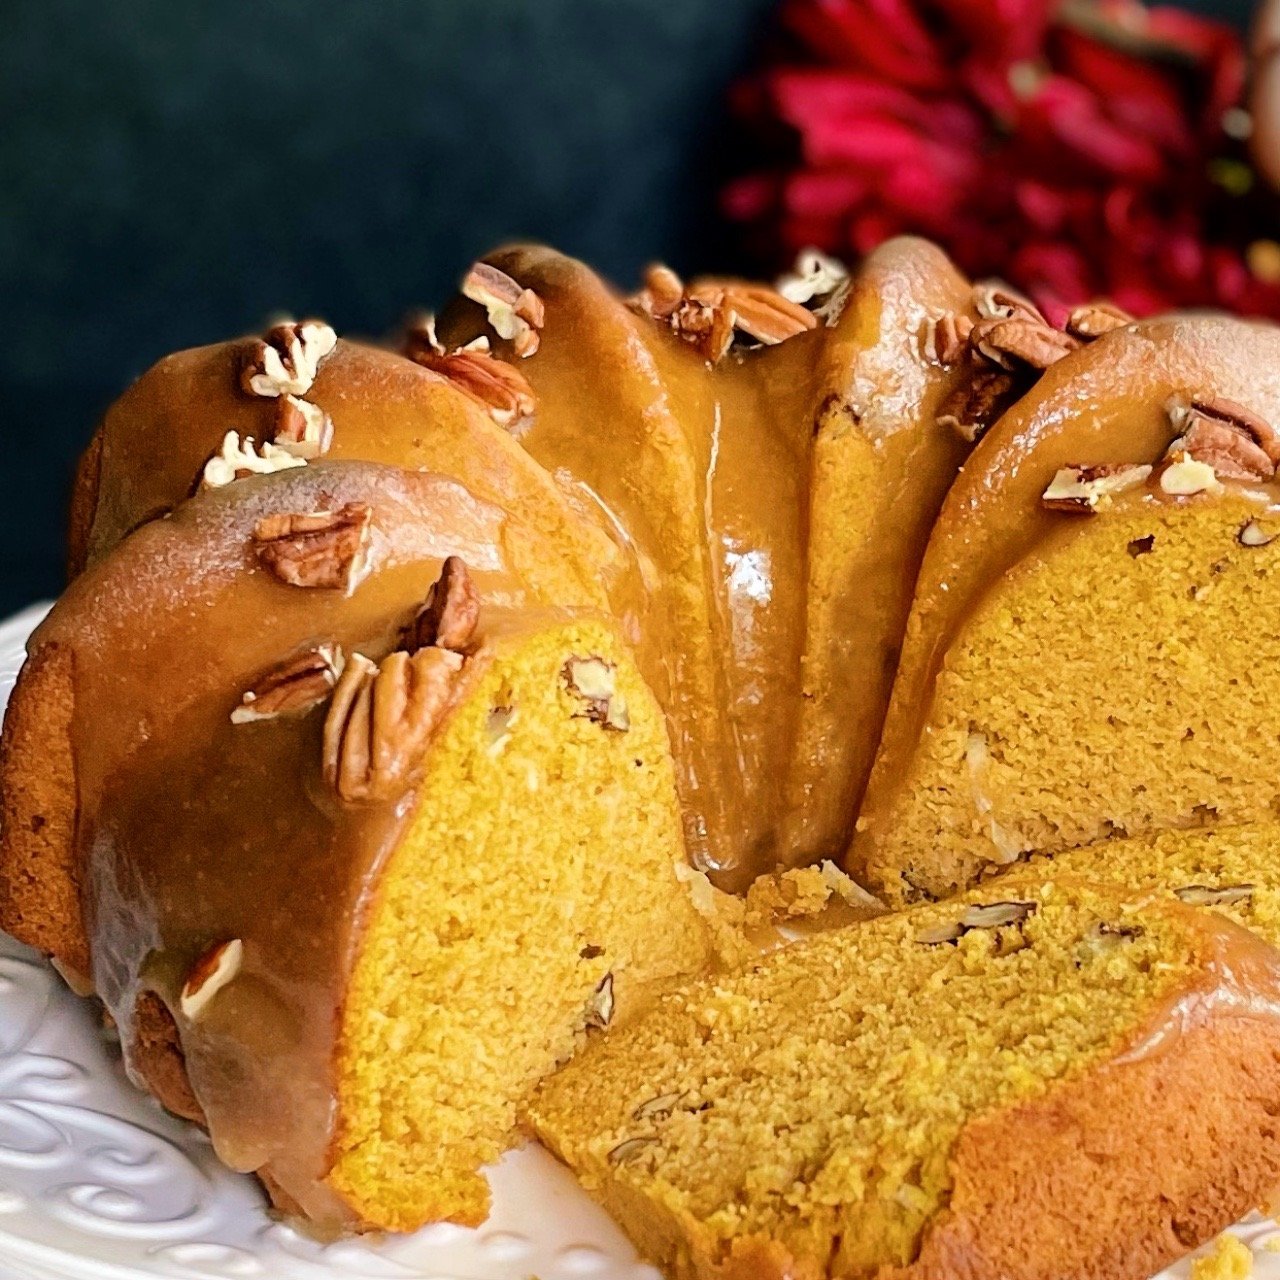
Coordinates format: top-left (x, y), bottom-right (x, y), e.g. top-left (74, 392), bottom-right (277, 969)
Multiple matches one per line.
top-left (323, 647), bottom-right (465, 801)
top-left (231, 644), bottom-right (345, 723)
top-left (961, 901), bottom-right (1037, 930)
top-left (1239, 519), bottom-right (1276, 547)
top-left (563, 655), bottom-right (630, 731)
top-left (935, 365), bottom-right (1021, 444)
top-left (240, 319), bottom-right (337, 398)
top-left (404, 555), bottom-right (481, 653)
top-left (404, 316), bottom-right (536, 427)
top-left (1065, 302), bottom-right (1134, 341)
top-left (634, 264), bottom-right (685, 319)
top-left (180, 939), bottom-right (243, 1021)
top-left (1076, 921), bottom-right (1144, 963)
top-left (928, 312), bottom-right (975, 365)
top-left (972, 282), bottom-right (1044, 323)
top-left (583, 972), bottom-right (615, 1031)
top-left (1174, 883), bottom-right (1255, 906)
top-left (273, 394), bottom-right (334, 459)
top-left (775, 248), bottom-right (848, 306)
top-left (1041, 464), bottom-right (1152, 512)
top-left (252, 502), bottom-right (373, 593)
top-left (631, 266), bottom-right (817, 362)
top-left (608, 1136), bottom-right (659, 1167)
top-left (633, 1092), bottom-right (686, 1123)
top-left (199, 430), bottom-right (308, 491)
top-left (1159, 455), bottom-right (1225, 497)
top-left (915, 900), bottom-right (1037, 946)
top-left (462, 262), bottom-right (544, 358)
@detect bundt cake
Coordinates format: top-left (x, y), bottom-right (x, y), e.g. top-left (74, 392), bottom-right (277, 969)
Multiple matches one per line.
top-left (9, 230), bottom-right (1280, 1270)
top-left (846, 310), bottom-right (1280, 903)
top-left (527, 878), bottom-right (1280, 1280)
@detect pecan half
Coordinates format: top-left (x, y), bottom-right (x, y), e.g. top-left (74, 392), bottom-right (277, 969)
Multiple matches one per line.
top-left (1065, 302), bottom-right (1134, 341)
top-left (180, 939), bottom-right (243, 1021)
top-left (1177, 416), bottom-right (1274, 481)
top-left (462, 262), bottom-right (544, 358)
top-left (971, 315), bottom-right (1081, 371)
top-left (199, 430), bottom-right (308, 491)
top-left (252, 502), bottom-right (373, 593)
top-left (404, 316), bottom-right (536, 426)
top-left (231, 644), bottom-right (345, 723)
top-left (717, 282), bottom-right (820, 345)
top-left (403, 555), bottom-right (480, 653)
top-left (1167, 396), bottom-right (1280, 482)
top-left (240, 319), bottom-right (337, 398)
top-left (1041, 464), bottom-right (1153, 512)
top-left (273, 394), bottom-right (334, 459)
top-left (1186, 397), bottom-right (1280, 464)
top-left (323, 647), bottom-right (464, 801)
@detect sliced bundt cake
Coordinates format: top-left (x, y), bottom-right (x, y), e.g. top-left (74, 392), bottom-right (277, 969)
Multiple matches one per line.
top-left (0, 461), bottom-right (711, 1232)
top-left (528, 878), bottom-right (1280, 1280)
top-left (847, 312), bottom-right (1280, 903)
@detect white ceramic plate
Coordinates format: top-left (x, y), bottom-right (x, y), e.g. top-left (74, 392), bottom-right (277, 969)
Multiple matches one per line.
top-left (0, 603), bottom-right (1277, 1280)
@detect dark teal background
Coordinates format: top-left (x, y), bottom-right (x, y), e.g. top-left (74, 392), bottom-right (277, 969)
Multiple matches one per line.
top-left (0, 0), bottom-right (1250, 615)
top-left (0, 0), bottom-right (775, 613)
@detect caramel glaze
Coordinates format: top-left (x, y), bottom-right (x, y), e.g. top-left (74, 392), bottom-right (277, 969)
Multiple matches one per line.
top-left (75, 337), bottom-right (621, 608)
top-left (31, 462), bottom-right (604, 1230)
top-left (847, 314), bottom-right (1280, 888)
top-left (1114, 898), bottom-right (1280, 1067)
top-left (437, 238), bottom-right (972, 888)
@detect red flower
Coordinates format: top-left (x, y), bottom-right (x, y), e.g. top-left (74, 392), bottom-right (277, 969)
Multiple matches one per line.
top-left (724, 0), bottom-right (1280, 320)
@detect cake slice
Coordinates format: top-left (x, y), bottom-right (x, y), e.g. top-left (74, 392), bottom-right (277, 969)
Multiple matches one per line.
top-left (773, 237), bottom-right (974, 870)
top-left (846, 313), bottom-right (1280, 903)
top-left (0, 461), bottom-right (711, 1233)
top-left (438, 245), bottom-right (750, 882)
top-left (527, 878), bottom-right (1280, 1280)
top-left (1030, 822), bottom-right (1280, 945)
